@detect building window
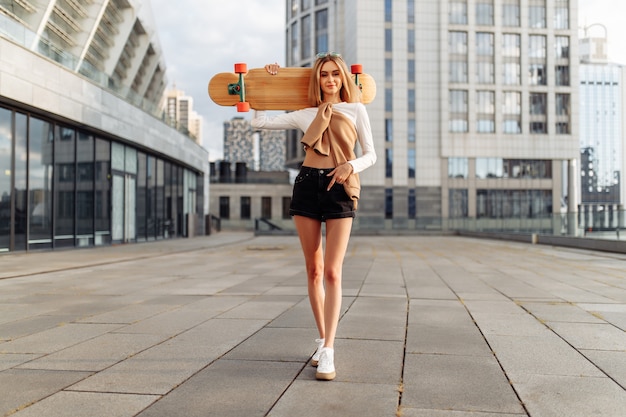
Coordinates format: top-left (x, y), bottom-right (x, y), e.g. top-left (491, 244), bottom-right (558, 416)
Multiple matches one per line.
top-left (502, 34), bottom-right (520, 85)
top-left (408, 0), bottom-right (415, 23)
top-left (386, 148), bottom-right (393, 178)
top-left (408, 89), bottom-right (415, 112)
top-left (555, 65), bottom-right (570, 86)
top-left (554, 0), bottom-right (569, 29)
top-left (449, 189), bottom-right (468, 218)
top-left (476, 32), bottom-right (494, 84)
top-left (385, 0), bottom-right (392, 22)
top-left (315, 10), bottom-right (328, 53)
top-left (219, 196), bottom-right (230, 219)
top-left (502, 0), bottom-right (520, 26)
top-left (408, 189), bottom-right (416, 219)
top-left (529, 0), bottom-right (546, 28)
top-left (408, 119), bottom-right (416, 142)
top-left (282, 197), bottom-right (291, 219)
top-left (503, 91), bottom-right (521, 134)
top-left (529, 64), bottom-right (547, 85)
top-left (556, 93), bottom-right (570, 134)
top-left (385, 58), bottom-right (393, 82)
top-left (448, 157), bottom-right (468, 178)
top-left (408, 59), bottom-right (415, 83)
top-left (449, 0), bottom-right (467, 25)
top-left (385, 118), bottom-right (393, 142)
top-left (449, 31), bottom-right (468, 83)
top-left (530, 93), bottom-right (547, 115)
top-left (385, 188), bottom-right (393, 219)
top-left (408, 29), bottom-right (415, 53)
top-left (385, 88), bottom-right (393, 112)
top-left (240, 196), bottom-right (251, 219)
top-left (477, 91), bottom-right (495, 133)
top-left (529, 35), bottom-right (547, 85)
top-left (449, 90), bottom-right (468, 133)
top-left (555, 36), bottom-right (569, 59)
top-left (408, 148), bottom-right (416, 178)
top-left (477, 190), bottom-right (552, 219)
top-left (301, 14), bottom-right (312, 60)
top-left (385, 28), bottom-right (392, 52)
top-left (475, 1), bottom-right (493, 26)
top-left (290, 21), bottom-right (299, 63)
top-left (261, 197), bottom-right (272, 218)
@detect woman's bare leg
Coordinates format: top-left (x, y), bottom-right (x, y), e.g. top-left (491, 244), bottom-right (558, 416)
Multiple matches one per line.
top-left (321, 217), bottom-right (353, 348)
top-left (293, 215), bottom-right (325, 338)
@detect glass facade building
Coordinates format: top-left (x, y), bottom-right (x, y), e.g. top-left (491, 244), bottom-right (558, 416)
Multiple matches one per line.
top-left (0, 1), bottom-right (208, 252)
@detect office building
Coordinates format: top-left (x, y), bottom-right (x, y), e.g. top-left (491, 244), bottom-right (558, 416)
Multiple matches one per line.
top-left (578, 28), bottom-right (625, 230)
top-left (164, 86), bottom-right (203, 144)
top-left (0, 0), bottom-right (208, 252)
top-left (209, 117), bottom-right (292, 231)
top-left (285, 0), bottom-right (579, 233)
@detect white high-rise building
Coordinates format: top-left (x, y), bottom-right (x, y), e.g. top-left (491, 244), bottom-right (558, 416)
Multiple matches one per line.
top-left (285, 0), bottom-right (579, 233)
top-left (164, 86), bottom-right (204, 144)
top-left (578, 27), bottom-right (625, 231)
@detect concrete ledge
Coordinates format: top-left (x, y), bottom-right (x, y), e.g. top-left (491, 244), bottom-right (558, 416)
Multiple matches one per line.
top-left (457, 231), bottom-right (626, 255)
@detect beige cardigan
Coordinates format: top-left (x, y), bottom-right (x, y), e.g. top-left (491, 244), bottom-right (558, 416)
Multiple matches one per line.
top-left (301, 103), bottom-right (361, 207)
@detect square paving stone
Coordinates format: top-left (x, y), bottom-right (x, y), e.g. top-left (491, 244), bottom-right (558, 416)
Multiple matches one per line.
top-left (402, 353), bottom-right (524, 414)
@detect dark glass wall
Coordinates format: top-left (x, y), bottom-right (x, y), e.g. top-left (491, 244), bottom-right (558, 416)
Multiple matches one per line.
top-left (0, 104), bottom-right (204, 252)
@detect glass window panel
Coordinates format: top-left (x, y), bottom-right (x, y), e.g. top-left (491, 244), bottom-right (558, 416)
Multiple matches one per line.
top-left (0, 107), bottom-right (10, 251)
top-left (241, 196), bottom-right (251, 219)
top-left (28, 117), bottom-right (54, 249)
top-left (156, 158), bottom-right (165, 237)
top-left (315, 10), bottom-right (328, 53)
top-left (261, 196), bottom-right (271, 218)
top-left (14, 113), bottom-right (27, 250)
top-left (54, 126), bottom-right (76, 247)
top-left (301, 14), bottom-right (311, 60)
top-left (529, 2), bottom-right (546, 28)
top-left (476, 2), bottom-right (493, 26)
top-left (449, 189), bottom-right (468, 218)
top-left (385, 148), bottom-right (393, 178)
top-left (76, 131), bottom-right (94, 245)
top-left (136, 152), bottom-right (147, 241)
top-left (111, 141), bottom-right (124, 171)
top-left (408, 148), bottom-right (416, 178)
top-left (554, 0), bottom-right (569, 29)
top-left (95, 138), bottom-right (110, 245)
top-left (408, 119), bottom-right (416, 142)
top-left (555, 36), bottom-right (569, 58)
top-left (449, 0), bottom-right (467, 24)
top-left (502, 3), bottom-right (520, 27)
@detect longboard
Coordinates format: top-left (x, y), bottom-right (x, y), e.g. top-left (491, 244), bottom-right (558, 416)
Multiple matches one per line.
top-left (208, 64), bottom-right (376, 112)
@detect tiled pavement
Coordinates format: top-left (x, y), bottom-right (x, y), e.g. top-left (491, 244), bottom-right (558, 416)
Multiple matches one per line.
top-left (0, 233), bottom-right (625, 417)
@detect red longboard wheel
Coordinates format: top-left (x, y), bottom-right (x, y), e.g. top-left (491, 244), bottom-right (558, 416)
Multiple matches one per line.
top-left (236, 101), bottom-right (250, 112)
top-left (234, 63), bottom-right (248, 74)
top-left (351, 64), bottom-right (363, 74)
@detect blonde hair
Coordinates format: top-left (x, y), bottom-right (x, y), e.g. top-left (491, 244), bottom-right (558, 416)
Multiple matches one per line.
top-left (307, 54), bottom-right (361, 107)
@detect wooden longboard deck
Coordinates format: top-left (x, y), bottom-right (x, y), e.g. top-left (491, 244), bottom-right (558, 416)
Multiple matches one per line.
top-left (208, 67), bottom-right (376, 111)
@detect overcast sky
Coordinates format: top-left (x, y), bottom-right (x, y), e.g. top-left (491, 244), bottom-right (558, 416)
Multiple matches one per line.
top-left (150, 0), bottom-right (625, 161)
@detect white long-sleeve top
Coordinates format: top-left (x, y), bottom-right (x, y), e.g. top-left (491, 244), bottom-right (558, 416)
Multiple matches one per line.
top-left (250, 102), bottom-right (377, 174)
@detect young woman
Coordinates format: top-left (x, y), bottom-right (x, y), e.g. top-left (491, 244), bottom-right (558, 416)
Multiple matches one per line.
top-left (251, 52), bottom-right (376, 381)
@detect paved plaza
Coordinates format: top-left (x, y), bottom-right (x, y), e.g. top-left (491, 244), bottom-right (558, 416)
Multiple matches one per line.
top-left (0, 233), bottom-right (625, 417)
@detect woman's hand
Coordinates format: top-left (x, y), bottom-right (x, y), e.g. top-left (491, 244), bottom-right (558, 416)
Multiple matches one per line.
top-left (327, 163), bottom-right (354, 191)
top-left (265, 62), bottom-right (280, 75)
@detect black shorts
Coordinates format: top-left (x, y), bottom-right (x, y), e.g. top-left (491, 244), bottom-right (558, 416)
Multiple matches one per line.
top-left (289, 166), bottom-right (356, 221)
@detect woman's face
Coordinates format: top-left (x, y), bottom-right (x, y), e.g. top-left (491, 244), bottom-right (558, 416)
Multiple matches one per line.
top-left (319, 60), bottom-right (343, 101)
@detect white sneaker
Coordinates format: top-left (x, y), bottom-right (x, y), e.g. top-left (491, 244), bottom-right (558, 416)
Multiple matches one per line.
top-left (311, 338), bottom-right (325, 367)
top-left (315, 347), bottom-right (336, 381)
